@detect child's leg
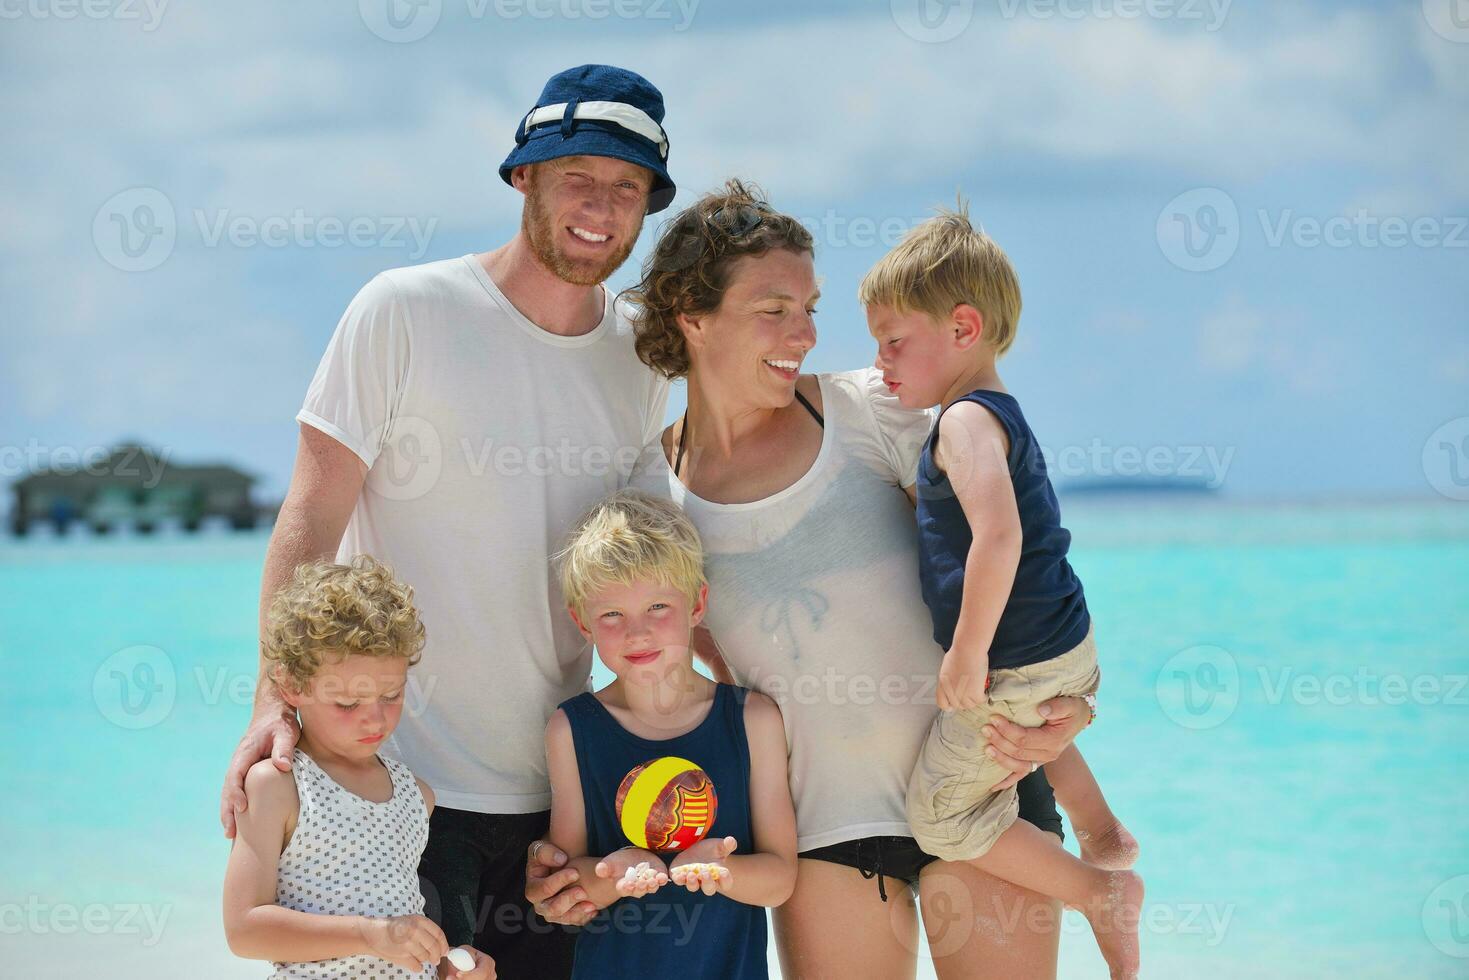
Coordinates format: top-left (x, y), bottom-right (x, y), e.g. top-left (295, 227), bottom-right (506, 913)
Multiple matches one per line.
top-left (1046, 744), bottom-right (1139, 871)
top-left (972, 818), bottom-right (1143, 980)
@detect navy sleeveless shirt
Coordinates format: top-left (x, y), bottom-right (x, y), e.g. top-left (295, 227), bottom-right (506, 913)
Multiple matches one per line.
top-left (559, 682), bottom-right (768, 979)
top-left (915, 389), bottom-right (1090, 670)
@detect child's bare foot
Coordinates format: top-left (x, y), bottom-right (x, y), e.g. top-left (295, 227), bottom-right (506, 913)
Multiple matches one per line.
top-left (1077, 820), bottom-right (1140, 870)
top-left (1083, 869), bottom-right (1143, 980)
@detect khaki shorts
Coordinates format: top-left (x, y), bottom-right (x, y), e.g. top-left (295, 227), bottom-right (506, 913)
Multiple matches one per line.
top-left (906, 624), bottom-right (1099, 862)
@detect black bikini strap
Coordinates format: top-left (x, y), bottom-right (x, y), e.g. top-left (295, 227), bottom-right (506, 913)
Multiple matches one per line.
top-left (673, 410), bottom-right (689, 478)
top-left (793, 388), bottom-right (825, 428)
top-left (674, 387), bottom-right (821, 479)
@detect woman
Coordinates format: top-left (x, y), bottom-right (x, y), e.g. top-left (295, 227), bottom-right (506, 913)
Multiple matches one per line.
top-left (526, 181), bottom-right (1092, 978)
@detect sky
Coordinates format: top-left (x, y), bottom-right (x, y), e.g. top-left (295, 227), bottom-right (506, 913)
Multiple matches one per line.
top-left (1, 0), bottom-right (1466, 505)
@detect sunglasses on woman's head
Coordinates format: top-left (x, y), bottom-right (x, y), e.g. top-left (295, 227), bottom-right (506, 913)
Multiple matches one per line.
top-left (708, 200), bottom-right (774, 237)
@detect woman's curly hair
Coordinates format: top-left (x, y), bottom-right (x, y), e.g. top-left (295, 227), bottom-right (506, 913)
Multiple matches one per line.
top-left (263, 554), bottom-right (426, 694)
top-left (623, 178), bottom-right (814, 379)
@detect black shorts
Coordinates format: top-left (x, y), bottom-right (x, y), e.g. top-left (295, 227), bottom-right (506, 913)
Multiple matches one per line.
top-left (796, 767), bottom-right (1065, 903)
top-left (417, 807), bottom-right (578, 980)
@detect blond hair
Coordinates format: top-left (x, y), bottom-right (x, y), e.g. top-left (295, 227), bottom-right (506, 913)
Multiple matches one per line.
top-left (557, 490), bottom-right (706, 618)
top-left (263, 554), bottom-right (426, 694)
top-left (857, 198), bottom-right (1022, 357)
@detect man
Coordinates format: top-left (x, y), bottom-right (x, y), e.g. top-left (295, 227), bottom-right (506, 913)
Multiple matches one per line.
top-left (220, 64), bottom-right (674, 978)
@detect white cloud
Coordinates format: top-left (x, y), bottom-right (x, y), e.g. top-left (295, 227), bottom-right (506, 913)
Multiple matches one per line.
top-left (1196, 299), bottom-right (1347, 395)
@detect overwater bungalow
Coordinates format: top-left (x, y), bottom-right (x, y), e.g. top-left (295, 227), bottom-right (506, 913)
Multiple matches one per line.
top-left (9, 443), bottom-right (269, 536)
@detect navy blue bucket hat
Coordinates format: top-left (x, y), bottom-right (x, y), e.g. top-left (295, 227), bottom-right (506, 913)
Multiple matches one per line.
top-left (500, 64), bottom-right (676, 214)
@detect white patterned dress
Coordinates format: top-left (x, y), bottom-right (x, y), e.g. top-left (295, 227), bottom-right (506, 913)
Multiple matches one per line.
top-left (268, 748), bottom-right (435, 979)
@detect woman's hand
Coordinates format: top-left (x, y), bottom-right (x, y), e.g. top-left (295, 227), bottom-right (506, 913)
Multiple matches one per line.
top-left (524, 840), bottom-right (597, 927)
top-left (982, 695), bottom-right (1090, 791)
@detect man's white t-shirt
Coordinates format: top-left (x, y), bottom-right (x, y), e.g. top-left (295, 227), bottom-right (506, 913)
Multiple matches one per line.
top-left (297, 254), bottom-right (669, 813)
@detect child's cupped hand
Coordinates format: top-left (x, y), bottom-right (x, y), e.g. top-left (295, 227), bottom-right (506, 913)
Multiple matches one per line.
top-left (361, 914), bottom-right (450, 973)
top-left (438, 945), bottom-right (496, 979)
top-left (669, 836), bottom-right (737, 896)
top-left (937, 651), bottom-right (990, 711)
top-left (596, 847), bottom-right (669, 898)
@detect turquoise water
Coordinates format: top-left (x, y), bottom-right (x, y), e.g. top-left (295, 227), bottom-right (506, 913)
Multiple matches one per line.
top-left (2, 500), bottom-right (1466, 977)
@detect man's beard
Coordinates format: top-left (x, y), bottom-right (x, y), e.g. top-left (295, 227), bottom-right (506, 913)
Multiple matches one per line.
top-left (522, 180), bottom-right (642, 287)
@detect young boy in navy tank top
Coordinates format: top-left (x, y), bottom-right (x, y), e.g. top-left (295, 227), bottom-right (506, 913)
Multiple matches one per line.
top-left (861, 205), bottom-right (1145, 978)
top-left (545, 490), bottom-right (797, 979)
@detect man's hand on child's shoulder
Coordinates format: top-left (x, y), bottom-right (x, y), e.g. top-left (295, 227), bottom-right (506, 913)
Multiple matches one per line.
top-left (221, 708), bottom-right (300, 838)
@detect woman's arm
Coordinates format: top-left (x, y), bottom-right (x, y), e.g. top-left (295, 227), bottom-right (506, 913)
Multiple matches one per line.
top-left (670, 692), bottom-right (797, 907)
top-left (223, 761), bottom-right (448, 970)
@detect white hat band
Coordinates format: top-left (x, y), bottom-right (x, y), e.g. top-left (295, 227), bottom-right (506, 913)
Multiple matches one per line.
top-left (521, 100), bottom-right (669, 160)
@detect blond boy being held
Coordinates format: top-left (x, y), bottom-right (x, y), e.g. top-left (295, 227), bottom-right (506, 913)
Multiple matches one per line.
top-left (861, 205), bottom-right (1143, 978)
